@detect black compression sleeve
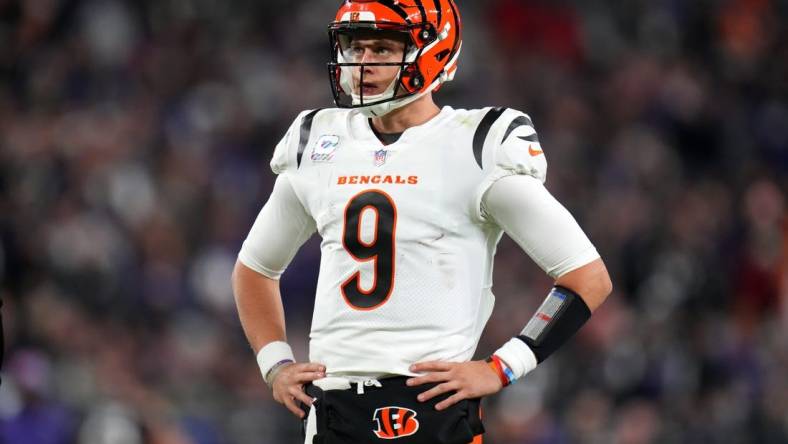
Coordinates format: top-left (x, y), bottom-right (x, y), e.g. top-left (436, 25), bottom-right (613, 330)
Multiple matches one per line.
top-left (515, 286), bottom-right (591, 364)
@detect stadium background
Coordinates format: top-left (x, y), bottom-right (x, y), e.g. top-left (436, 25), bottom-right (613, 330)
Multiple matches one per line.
top-left (1, 0), bottom-right (786, 442)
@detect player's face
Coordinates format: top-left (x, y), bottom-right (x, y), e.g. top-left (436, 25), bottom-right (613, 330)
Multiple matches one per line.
top-left (340, 35), bottom-right (407, 96)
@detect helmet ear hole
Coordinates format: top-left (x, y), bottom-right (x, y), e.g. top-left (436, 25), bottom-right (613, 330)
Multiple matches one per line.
top-left (419, 23), bottom-right (437, 43)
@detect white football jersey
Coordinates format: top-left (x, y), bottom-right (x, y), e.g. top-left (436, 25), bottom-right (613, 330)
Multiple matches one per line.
top-left (243, 106), bottom-right (551, 377)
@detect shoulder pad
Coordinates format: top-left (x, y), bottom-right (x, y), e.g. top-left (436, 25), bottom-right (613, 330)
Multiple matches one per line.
top-left (472, 107), bottom-right (547, 183)
top-left (270, 109), bottom-right (324, 175)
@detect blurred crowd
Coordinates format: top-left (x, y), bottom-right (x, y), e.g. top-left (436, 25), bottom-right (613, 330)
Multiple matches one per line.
top-left (0, 0), bottom-right (786, 443)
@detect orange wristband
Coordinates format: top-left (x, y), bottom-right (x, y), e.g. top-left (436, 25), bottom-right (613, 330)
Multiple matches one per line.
top-left (486, 355), bottom-right (510, 387)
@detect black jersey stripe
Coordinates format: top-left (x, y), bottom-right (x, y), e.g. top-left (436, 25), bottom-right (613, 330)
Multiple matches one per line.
top-left (501, 115), bottom-right (535, 144)
top-left (297, 109), bottom-right (323, 168)
top-left (472, 107), bottom-right (507, 169)
top-left (518, 133), bottom-right (540, 143)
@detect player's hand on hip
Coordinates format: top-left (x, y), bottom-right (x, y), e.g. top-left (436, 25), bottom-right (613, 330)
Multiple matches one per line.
top-left (271, 362), bottom-right (326, 418)
top-left (406, 360), bottom-right (503, 411)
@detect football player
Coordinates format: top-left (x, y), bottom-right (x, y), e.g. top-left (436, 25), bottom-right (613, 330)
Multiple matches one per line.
top-left (232, 1), bottom-right (612, 443)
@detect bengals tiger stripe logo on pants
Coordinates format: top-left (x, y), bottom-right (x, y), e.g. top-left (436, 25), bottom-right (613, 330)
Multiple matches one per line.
top-left (372, 406), bottom-right (419, 439)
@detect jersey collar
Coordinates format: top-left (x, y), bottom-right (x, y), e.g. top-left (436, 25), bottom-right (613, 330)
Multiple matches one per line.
top-left (350, 106), bottom-right (454, 147)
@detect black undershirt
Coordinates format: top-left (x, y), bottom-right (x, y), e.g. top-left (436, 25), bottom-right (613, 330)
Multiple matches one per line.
top-left (369, 119), bottom-right (403, 145)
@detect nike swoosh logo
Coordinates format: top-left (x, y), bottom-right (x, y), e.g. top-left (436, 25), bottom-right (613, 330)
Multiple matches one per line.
top-left (528, 145), bottom-right (544, 157)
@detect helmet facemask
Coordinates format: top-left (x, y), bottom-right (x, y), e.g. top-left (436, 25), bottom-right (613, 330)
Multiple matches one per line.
top-left (328, 24), bottom-right (426, 117)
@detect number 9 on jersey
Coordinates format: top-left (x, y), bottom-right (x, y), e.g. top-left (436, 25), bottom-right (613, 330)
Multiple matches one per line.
top-left (341, 189), bottom-right (397, 310)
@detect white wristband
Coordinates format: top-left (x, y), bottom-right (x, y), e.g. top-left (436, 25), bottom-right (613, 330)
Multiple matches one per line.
top-left (256, 341), bottom-right (295, 385)
top-left (494, 338), bottom-right (538, 380)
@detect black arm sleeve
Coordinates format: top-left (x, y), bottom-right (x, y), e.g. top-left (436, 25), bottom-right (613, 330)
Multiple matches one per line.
top-left (515, 286), bottom-right (591, 364)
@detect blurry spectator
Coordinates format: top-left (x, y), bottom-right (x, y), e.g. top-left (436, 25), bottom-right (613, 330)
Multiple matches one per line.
top-left (0, 350), bottom-right (76, 444)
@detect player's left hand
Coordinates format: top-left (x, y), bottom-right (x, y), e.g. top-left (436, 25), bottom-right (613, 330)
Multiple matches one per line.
top-left (406, 360), bottom-right (503, 411)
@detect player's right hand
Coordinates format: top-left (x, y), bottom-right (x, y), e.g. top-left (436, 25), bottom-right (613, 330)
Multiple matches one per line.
top-left (271, 362), bottom-right (326, 418)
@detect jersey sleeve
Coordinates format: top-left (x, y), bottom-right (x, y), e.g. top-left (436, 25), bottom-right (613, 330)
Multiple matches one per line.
top-left (481, 174), bottom-right (600, 278)
top-left (491, 110), bottom-right (547, 182)
top-left (237, 174), bottom-right (317, 279)
top-left (472, 108), bottom-right (548, 221)
top-left (484, 108), bottom-right (547, 181)
top-left (270, 110), bottom-right (315, 175)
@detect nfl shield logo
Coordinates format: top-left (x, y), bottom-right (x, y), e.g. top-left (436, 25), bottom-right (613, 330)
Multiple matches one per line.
top-left (374, 149), bottom-right (388, 166)
top-left (350, 12), bottom-right (361, 21)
